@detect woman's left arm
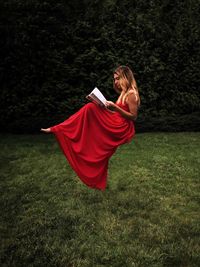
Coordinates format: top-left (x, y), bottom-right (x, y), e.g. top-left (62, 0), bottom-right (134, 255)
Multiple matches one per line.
top-left (106, 94), bottom-right (138, 121)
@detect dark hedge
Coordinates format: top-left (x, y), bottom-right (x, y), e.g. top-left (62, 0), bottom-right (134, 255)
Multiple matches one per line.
top-left (0, 0), bottom-right (199, 133)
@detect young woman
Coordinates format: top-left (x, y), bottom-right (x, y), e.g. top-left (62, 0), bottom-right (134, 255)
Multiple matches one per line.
top-left (41, 65), bottom-right (140, 190)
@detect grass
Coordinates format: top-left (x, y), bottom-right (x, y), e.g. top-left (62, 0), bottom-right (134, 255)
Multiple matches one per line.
top-left (0, 132), bottom-right (199, 267)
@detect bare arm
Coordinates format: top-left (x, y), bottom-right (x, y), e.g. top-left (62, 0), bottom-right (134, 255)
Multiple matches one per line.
top-left (106, 93), bottom-right (138, 121)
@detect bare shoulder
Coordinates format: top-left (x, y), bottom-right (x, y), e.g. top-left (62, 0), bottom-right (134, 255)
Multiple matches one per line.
top-left (126, 92), bottom-right (138, 118)
top-left (127, 90), bottom-right (138, 104)
top-left (128, 89), bottom-right (135, 95)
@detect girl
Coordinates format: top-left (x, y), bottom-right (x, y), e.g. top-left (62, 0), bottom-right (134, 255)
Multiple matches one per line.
top-left (41, 65), bottom-right (140, 190)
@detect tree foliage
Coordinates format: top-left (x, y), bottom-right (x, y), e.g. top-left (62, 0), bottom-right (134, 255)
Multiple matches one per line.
top-left (0, 0), bottom-right (199, 132)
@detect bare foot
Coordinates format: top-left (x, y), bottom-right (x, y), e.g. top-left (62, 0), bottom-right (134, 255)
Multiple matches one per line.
top-left (41, 128), bottom-right (51, 133)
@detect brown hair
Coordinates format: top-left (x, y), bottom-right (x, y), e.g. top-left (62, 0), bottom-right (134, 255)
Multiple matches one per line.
top-left (114, 65), bottom-right (140, 106)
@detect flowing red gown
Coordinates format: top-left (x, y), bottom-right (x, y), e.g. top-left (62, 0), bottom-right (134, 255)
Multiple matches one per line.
top-left (50, 101), bottom-right (135, 190)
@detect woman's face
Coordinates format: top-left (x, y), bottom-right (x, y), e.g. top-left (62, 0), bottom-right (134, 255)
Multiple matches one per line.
top-left (114, 73), bottom-right (121, 91)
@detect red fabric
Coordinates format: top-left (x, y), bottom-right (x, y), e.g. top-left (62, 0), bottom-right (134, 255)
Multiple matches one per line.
top-left (50, 102), bottom-right (135, 190)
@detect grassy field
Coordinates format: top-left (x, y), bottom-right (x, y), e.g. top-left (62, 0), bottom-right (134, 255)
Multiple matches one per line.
top-left (0, 132), bottom-right (199, 267)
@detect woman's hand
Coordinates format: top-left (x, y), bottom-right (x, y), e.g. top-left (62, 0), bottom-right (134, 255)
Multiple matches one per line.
top-left (105, 101), bottom-right (116, 111)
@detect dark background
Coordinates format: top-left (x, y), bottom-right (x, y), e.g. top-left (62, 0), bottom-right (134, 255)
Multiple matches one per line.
top-left (1, 0), bottom-right (200, 133)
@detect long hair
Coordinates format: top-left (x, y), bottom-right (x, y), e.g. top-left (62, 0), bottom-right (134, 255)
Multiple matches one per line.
top-left (114, 65), bottom-right (140, 106)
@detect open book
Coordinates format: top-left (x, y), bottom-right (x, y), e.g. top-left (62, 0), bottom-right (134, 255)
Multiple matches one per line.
top-left (86, 87), bottom-right (107, 107)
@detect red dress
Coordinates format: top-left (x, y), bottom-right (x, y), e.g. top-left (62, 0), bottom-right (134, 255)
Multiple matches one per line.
top-left (50, 101), bottom-right (135, 190)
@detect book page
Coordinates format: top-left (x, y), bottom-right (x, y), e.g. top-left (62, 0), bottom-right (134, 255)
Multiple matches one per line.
top-left (89, 87), bottom-right (107, 105)
top-left (87, 87), bottom-right (107, 106)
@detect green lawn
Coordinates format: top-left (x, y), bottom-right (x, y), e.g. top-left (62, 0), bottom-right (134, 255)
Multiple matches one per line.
top-left (0, 133), bottom-right (199, 267)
